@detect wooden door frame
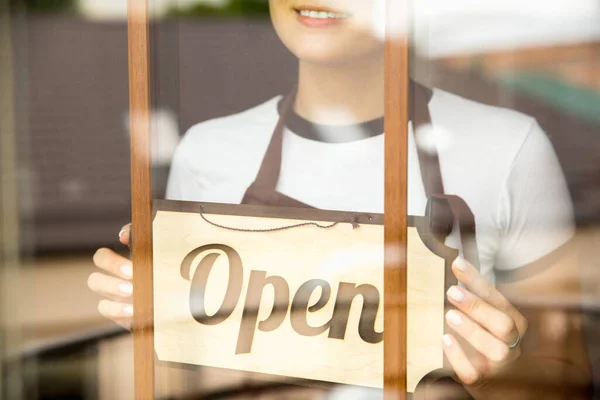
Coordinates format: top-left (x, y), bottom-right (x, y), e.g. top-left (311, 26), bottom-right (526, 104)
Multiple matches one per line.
top-left (384, 0), bottom-right (410, 398)
top-left (127, 1), bottom-right (410, 398)
top-left (128, 0), bottom-right (154, 399)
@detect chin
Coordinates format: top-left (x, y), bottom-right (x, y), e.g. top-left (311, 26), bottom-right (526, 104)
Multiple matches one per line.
top-left (283, 39), bottom-right (358, 65)
top-left (273, 24), bottom-right (384, 66)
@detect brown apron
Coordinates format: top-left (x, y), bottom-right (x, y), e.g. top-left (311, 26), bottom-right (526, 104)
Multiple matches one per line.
top-left (241, 82), bottom-right (480, 271)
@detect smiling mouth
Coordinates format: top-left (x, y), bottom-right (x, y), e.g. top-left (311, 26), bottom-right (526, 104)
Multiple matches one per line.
top-left (293, 6), bottom-right (351, 20)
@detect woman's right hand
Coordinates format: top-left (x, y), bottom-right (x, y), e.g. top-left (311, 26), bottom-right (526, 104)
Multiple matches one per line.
top-left (88, 223), bottom-right (134, 330)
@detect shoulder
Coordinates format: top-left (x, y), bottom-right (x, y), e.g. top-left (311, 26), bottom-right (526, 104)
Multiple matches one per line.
top-left (431, 88), bottom-right (536, 137)
top-left (177, 96), bottom-right (281, 158)
top-left (166, 96), bottom-right (282, 201)
top-left (429, 88), bottom-right (540, 167)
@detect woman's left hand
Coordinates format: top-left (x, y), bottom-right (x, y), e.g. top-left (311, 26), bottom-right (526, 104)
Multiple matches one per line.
top-left (442, 257), bottom-right (528, 393)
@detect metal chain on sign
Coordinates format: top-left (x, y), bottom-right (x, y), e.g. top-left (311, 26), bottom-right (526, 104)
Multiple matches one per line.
top-left (198, 206), bottom-right (365, 233)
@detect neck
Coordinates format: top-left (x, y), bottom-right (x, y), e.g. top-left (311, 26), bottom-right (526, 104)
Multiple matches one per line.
top-left (295, 56), bottom-right (385, 125)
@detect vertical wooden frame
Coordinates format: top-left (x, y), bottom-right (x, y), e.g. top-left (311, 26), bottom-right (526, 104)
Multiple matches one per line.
top-left (128, 0), bottom-right (411, 398)
top-left (128, 0), bottom-right (154, 398)
top-left (384, 0), bottom-right (410, 398)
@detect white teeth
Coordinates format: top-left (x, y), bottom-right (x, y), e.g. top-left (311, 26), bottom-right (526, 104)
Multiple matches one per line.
top-left (298, 9), bottom-right (347, 19)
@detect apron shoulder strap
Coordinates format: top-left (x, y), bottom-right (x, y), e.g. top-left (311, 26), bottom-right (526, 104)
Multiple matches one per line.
top-left (241, 88), bottom-right (314, 208)
top-left (411, 80), bottom-right (481, 271)
top-left (410, 80), bottom-right (443, 197)
top-left (252, 89), bottom-right (297, 191)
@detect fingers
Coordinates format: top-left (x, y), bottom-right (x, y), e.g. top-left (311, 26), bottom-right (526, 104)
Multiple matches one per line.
top-left (91, 224), bottom-right (133, 331)
top-left (118, 223), bottom-right (132, 247)
top-left (447, 285), bottom-right (519, 346)
top-left (98, 299), bottom-right (133, 331)
top-left (88, 272), bottom-right (133, 299)
top-left (442, 334), bottom-right (481, 386)
top-left (452, 257), bottom-right (527, 335)
top-left (446, 309), bottom-right (517, 363)
top-left (93, 248), bottom-right (133, 279)
top-left (452, 258), bottom-right (507, 309)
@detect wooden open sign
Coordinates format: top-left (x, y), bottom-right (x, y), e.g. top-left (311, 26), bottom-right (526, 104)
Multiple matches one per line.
top-left (152, 201), bottom-right (457, 393)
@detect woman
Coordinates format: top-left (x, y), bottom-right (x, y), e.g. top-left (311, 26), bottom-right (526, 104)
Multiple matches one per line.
top-left (88, 0), bottom-right (590, 398)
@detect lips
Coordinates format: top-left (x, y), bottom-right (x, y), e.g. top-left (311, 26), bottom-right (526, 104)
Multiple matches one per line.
top-left (293, 4), bottom-right (351, 27)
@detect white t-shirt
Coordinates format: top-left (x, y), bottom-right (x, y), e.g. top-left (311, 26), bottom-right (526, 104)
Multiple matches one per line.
top-left (166, 88), bottom-right (574, 283)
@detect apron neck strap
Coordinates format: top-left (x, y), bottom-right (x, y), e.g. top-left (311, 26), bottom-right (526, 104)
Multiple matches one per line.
top-left (411, 82), bottom-right (482, 270)
top-left (249, 81), bottom-right (444, 200)
top-left (256, 81), bottom-right (438, 193)
top-left (411, 80), bottom-right (444, 198)
top-left (253, 81), bottom-right (445, 201)
top-left (251, 88), bottom-right (297, 192)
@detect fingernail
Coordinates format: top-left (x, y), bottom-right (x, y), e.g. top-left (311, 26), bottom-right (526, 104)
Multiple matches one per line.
top-left (447, 286), bottom-right (465, 302)
top-left (123, 305), bottom-right (133, 315)
top-left (446, 310), bottom-right (463, 326)
top-left (442, 334), bottom-right (453, 348)
top-left (120, 263), bottom-right (133, 278)
top-left (119, 282), bottom-right (133, 295)
top-left (454, 257), bottom-right (469, 272)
